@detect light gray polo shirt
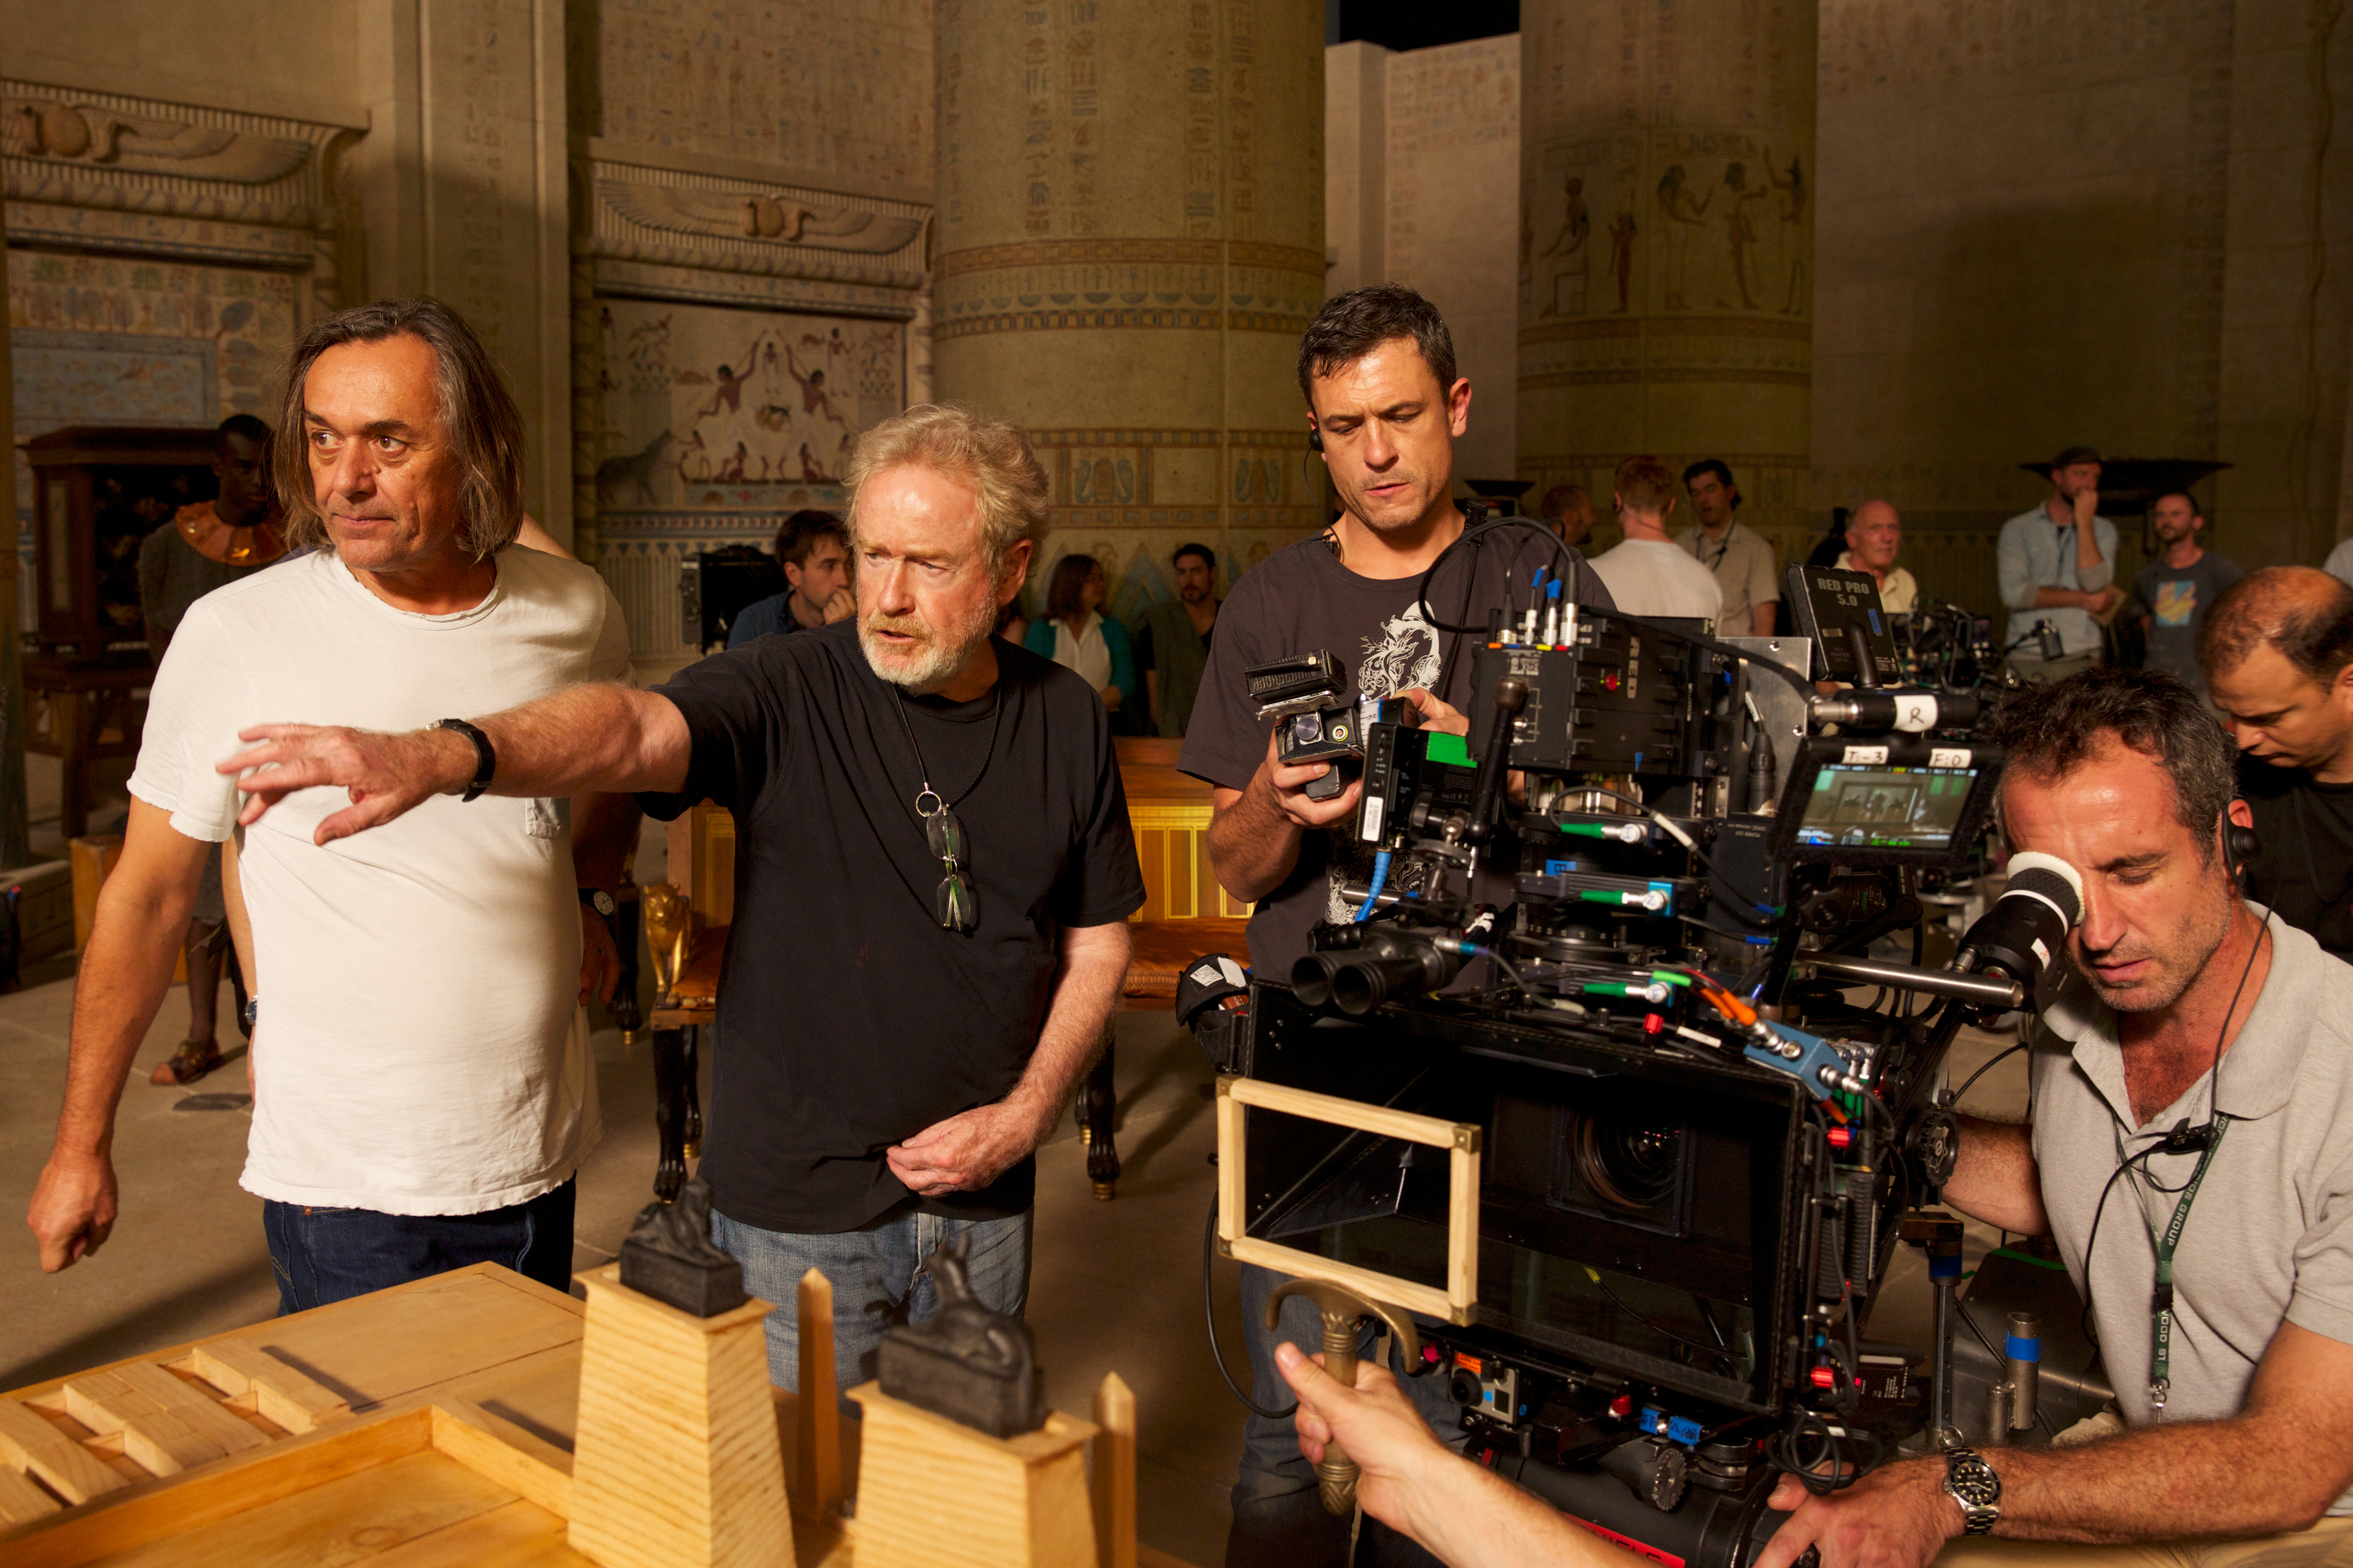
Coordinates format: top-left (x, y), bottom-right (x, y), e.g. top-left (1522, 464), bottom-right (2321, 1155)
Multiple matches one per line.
top-left (2028, 911), bottom-right (2353, 1512)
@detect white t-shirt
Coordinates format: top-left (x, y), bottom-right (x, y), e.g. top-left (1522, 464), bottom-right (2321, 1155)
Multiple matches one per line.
top-left (127, 547), bottom-right (632, 1215)
top-left (1587, 538), bottom-right (1726, 621)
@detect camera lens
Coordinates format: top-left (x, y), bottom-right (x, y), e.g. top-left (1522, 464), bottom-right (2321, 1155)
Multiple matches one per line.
top-left (1571, 1113), bottom-right (1683, 1209)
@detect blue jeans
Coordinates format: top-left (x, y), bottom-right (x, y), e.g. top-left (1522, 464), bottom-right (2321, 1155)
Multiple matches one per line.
top-left (710, 1205), bottom-right (1032, 1394)
top-left (1227, 1262), bottom-right (1461, 1568)
top-left (262, 1178), bottom-right (576, 1314)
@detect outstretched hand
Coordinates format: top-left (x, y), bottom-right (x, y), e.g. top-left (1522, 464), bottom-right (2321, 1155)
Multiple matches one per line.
top-left (216, 724), bottom-right (472, 845)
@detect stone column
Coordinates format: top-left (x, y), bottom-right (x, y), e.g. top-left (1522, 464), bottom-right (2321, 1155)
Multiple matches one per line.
top-left (0, 249), bottom-right (24, 869)
top-left (932, 0), bottom-right (1326, 618)
top-left (1518, 0), bottom-right (1817, 559)
top-left (353, 0), bottom-right (574, 541)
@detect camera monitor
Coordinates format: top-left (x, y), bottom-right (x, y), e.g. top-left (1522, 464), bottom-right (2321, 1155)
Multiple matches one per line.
top-left (1786, 564), bottom-right (1904, 686)
top-left (1769, 735), bottom-right (2004, 870)
top-left (1796, 761), bottom-right (1977, 854)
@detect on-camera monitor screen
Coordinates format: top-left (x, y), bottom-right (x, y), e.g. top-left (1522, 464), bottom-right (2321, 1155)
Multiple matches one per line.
top-left (1795, 763), bottom-right (1977, 851)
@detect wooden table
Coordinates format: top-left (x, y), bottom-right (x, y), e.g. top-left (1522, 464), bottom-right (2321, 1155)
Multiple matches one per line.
top-left (0, 1264), bottom-right (1190, 1566)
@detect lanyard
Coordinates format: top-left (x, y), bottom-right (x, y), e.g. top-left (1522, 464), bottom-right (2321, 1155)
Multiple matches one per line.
top-left (2115, 1115), bottom-right (2230, 1410)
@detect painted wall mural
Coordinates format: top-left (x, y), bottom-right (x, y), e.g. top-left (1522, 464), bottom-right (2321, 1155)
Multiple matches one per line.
top-left (590, 296), bottom-right (905, 663)
top-left (9, 248), bottom-right (296, 626)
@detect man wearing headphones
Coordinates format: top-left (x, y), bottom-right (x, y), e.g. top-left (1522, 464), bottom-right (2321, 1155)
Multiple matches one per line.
top-left (1181, 283), bottom-right (1613, 1566)
top-left (1258, 668), bottom-right (2353, 1568)
top-left (1760, 667), bottom-right (2353, 1568)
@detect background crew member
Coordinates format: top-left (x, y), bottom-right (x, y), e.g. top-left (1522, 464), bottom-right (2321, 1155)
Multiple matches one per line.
top-left (2201, 567), bottom-right (2353, 959)
top-left (1136, 540), bottom-right (1220, 737)
top-left (215, 404), bottom-right (1143, 1398)
top-left (136, 412), bottom-right (286, 1087)
top-left (2132, 492), bottom-right (2238, 700)
top-left (1026, 551), bottom-right (1139, 728)
top-left (1836, 499), bottom-right (1917, 614)
top-left (1998, 444), bottom-right (2122, 680)
top-left (1181, 282), bottom-right (1612, 1567)
top-left (1590, 456), bottom-right (1725, 618)
top-left (727, 507), bottom-right (854, 646)
top-left (1272, 670), bottom-right (2353, 1568)
top-left (28, 298), bottom-right (632, 1304)
top-left (1675, 457), bottom-right (1777, 634)
top-left (1536, 482), bottom-right (1595, 549)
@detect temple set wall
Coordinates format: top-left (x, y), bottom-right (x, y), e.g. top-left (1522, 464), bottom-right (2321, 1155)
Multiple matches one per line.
top-left (11, 0), bottom-right (2353, 681)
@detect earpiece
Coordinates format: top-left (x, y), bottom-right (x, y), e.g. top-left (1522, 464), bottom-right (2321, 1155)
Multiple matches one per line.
top-left (1307, 427), bottom-right (1324, 453)
top-left (2225, 820), bottom-right (2259, 891)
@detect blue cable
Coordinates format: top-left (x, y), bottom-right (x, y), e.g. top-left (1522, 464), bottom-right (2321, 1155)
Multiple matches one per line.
top-left (1355, 850), bottom-right (1392, 921)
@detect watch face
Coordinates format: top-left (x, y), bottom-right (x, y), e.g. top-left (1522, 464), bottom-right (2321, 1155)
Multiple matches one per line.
top-left (587, 891), bottom-right (616, 917)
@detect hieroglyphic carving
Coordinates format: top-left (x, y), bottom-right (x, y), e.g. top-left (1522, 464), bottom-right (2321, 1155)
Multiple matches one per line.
top-left (585, 153), bottom-right (930, 293)
top-left (2, 98), bottom-right (312, 185)
top-left (597, 0), bottom-right (932, 193)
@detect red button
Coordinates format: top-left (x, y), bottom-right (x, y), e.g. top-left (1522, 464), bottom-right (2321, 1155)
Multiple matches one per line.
top-left (1609, 1394), bottom-right (1634, 1419)
top-left (1604, 670), bottom-right (1622, 692)
top-left (1810, 1366), bottom-right (1836, 1388)
top-left (1644, 1013), bottom-right (1665, 1034)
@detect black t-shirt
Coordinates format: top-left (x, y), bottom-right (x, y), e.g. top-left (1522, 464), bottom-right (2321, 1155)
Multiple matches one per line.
top-left (2239, 754), bottom-right (2353, 962)
top-left (640, 622), bottom-right (1146, 1233)
top-left (1134, 616), bottom-right (1213, 672)
top-left (1178, 521), bottom-right (1615, 981)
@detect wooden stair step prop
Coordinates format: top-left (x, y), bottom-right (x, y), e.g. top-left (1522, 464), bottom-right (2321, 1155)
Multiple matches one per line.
top-left (848, 1380), bottom-right (1098, 1568)
top-left (0, 1398), bottom-right (128, 1505)
top-left (187, 1337), bottom-right (353, 1432)
top-left (58, 1361), bottom-right (269, 1476)
top-left (0, 1460), bottom-right (61, 1524)
top-left (569, 1262), bottom-right (795, 1568)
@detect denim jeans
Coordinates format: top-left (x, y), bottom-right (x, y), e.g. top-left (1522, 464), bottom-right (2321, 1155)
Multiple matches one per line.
top-left (262, 1178), bottom-right (576, 1314)
top-left (1226, 1261), bottom-right (1461, 1568)
top-left (710, 1204), bottom-right (1032, 1394)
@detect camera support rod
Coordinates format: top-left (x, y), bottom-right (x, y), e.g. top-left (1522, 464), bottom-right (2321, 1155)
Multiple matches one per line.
top-left (1797, 953), bottom-right (2024, 1010)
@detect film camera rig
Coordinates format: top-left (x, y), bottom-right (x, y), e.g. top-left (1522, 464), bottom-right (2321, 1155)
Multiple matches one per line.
top-left (1195, 535), bottom-right (2081, 1565)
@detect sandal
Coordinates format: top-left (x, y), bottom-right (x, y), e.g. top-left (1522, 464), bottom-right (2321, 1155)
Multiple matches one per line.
top-left (150, 1039), bottom-right (223, 1086)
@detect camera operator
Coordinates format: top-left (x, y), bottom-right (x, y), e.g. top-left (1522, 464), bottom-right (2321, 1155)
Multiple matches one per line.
top-left (1180, 283), bottom-right (1613, 1566)
top-left (1262, 669), bottom-right (2353, 1568)
top-left (1762, 668), bottom-right (2353, 1568)
top-left (2201, 568), bottom-right (2353, 961)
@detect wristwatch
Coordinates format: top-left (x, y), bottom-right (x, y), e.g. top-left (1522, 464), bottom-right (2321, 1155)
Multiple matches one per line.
top-left (579, 888), bottom-right (617, 918)
top-left (242, 996), bottom-right (260, 1034)
top-left (434, 718), bottom-right (497, 802)
top-left (1942, 1447), bottom-right (2002, 1535)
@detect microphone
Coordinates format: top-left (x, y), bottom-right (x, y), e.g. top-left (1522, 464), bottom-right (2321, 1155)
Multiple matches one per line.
top-left (1953, 850), bottom-right (2085, 1011)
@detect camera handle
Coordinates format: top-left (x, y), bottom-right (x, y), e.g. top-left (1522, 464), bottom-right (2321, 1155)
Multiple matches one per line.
top-left (1266, 1278), bottom-right (1424, 1516)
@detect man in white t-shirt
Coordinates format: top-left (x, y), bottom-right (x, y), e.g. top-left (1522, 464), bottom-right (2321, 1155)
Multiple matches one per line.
top-left (1586, 453), bottom-right (1726, 621)
top-left (27, 297), bottom-right (635, 1310)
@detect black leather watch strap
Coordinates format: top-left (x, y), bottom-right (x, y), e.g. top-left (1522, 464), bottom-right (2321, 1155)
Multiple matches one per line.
top-left (434, 718), bottom-right (496, 803)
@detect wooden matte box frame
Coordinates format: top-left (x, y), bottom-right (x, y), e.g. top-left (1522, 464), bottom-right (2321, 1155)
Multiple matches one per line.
top-left (1214, 1075), bottom-right (1483, 1325)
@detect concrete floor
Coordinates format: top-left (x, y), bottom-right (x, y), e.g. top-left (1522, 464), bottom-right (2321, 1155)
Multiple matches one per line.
top-left (0, 950), bottom-right (2029, 1567)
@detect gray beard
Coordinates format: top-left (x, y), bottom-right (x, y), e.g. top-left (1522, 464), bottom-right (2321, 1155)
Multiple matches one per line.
top-left (857, 602), bottom-right (996, 695)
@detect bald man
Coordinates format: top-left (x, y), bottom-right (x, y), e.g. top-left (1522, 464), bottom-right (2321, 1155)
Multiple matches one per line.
top-left (1835, 500), bottom-right (1916, 614)
top-left (2202, 566), bottom-right (2353, 959)
top-left (1538, 483), bottom-right (1595, 549)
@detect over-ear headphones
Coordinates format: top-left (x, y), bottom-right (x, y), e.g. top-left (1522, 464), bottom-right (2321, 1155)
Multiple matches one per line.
top-left (1307, 427), bottom-right (1324, 453)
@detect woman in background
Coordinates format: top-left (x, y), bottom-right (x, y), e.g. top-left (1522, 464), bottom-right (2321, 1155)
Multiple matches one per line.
top-left (1026, 552), bottom-right (1137, 730)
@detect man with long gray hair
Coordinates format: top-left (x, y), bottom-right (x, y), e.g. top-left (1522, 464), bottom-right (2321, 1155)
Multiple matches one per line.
top-left (196, 403), bottom-right (1144, 1393)
top-left (28, 296), bottom-right (635, 1306)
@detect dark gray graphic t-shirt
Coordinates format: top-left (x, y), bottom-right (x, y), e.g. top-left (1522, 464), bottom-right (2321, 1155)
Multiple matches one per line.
top-left (1179, 523), bottom-right (1615, 981)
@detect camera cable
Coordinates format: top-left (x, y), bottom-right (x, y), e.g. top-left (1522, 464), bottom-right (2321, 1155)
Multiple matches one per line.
top-left (1202, 1189), bottom-right (1297, 1421)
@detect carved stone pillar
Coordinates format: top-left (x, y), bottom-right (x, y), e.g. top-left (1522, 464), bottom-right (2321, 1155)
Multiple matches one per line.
top-left (354, 0), bottom-right (573, 540)
top-left (931, 0), bottom-right (1325, 617)
top-left (1518, 0), bottom-right (1817, 558)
